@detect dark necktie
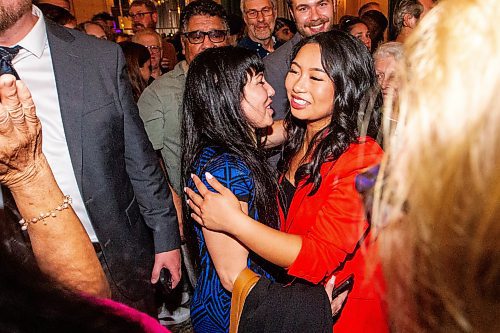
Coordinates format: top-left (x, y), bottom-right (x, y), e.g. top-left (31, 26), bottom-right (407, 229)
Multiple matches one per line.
top-left (0, 45), bottom-right (21, 79)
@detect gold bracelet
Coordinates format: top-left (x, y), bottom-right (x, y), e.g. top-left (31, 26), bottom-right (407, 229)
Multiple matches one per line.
top-left (19, 195), bottom-right (72, 231)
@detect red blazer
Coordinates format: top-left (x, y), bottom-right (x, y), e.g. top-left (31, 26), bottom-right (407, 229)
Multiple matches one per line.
top-left (279, 138), bottom-right (389, 333)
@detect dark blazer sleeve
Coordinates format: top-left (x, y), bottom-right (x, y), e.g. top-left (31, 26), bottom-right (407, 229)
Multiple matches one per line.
top-left (263, 33), bottom-right (301, 121)
top-left (115, 46), bottom-right (180, 253)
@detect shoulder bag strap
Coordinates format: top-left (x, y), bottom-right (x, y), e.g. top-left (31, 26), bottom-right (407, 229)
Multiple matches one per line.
top-left (229, 268), bottom-right (260, 333)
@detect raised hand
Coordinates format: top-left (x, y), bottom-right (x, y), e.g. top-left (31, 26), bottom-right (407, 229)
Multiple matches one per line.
top-left (0, 74), bottom-right (46, 189)
top-left (184, 172), bottom-right (244, 234)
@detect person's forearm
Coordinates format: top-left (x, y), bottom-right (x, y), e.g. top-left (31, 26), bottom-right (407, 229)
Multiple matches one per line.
top-left (169, 184), bottom-right (184, 240)
top-left (228, 212), bottom-right (303, 268)
top-left (10, 159), bottom-right (110, 298)
top-left (158, 154), bottom-right (184, 241)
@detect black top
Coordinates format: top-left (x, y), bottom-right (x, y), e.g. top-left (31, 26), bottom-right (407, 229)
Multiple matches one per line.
top-left (279, 177), bottom-right (296, 219)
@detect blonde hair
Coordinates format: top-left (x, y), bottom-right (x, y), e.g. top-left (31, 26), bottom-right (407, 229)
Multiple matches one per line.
top-left (374, 0), bottom-right (500, 331)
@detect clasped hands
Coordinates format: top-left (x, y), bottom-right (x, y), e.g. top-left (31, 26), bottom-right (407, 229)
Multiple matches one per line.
top-left (0, 74), bottom-right (46, 190)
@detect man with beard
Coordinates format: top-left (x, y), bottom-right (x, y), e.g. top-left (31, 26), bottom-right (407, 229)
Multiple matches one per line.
top-left (0, 0), bottom-right (181, 316)
top-left (129, 0), bottom-right (177, 72)
top-left (238, 0), bottom-right (280, 58)
top-left (263, 0), bottom-right (335, 121)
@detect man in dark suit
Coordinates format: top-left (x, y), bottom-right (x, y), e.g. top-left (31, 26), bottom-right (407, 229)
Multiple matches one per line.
top-left (263, 0), bottom-right (336, 120)
top-left (0, 0), bottom-right (180, 315)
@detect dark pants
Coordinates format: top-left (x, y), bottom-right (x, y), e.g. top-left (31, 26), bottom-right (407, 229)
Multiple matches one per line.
top-left (96, 247), bottom-right (158, 318)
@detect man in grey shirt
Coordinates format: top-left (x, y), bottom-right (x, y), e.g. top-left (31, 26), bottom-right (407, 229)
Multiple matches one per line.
top-left (138, 0), bottom-right (229, 211)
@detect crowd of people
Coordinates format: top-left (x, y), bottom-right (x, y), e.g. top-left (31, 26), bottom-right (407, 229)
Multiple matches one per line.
top-left (0, 0), bottom-right (498, 332)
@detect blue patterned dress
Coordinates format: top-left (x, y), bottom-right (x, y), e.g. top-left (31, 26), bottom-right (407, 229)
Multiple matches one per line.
top-left (187, 146), bottom-right (276, 333)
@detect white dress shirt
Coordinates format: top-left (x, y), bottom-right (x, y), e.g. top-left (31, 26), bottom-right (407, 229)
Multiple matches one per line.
top-left (11, 6), bottom-right (98, 242)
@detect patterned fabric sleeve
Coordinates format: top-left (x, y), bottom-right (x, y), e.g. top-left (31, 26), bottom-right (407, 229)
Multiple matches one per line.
top-left (196, 151), bottom-right (254, 204)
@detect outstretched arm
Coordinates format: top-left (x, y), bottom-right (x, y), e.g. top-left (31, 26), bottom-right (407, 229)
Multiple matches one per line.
top-left (0, 75), bottom-right (109, 297)
top-left (202, 201), bottom-right (249, 292)
top-left (186, 173), bottom-right (302, 268)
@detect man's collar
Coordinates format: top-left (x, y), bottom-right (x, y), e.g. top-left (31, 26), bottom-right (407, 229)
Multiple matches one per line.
top-left (241, 35), bottom-right (277, 48)
top-left (17, 6), bottom-right (47, 58)
top-left (179, 60), bottom-right (189, 75)
top-left (292, 32), bottom-right (303, 43)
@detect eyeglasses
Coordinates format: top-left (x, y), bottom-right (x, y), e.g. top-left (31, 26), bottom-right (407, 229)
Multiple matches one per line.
top-left (182, 30), bottom-right (228, 44)
top-left (129, 11), bottom-right (154, 19)
top-left (245, 7), bottom-right (274, 19)
top-left (145, 45), bottom-right (161, 53)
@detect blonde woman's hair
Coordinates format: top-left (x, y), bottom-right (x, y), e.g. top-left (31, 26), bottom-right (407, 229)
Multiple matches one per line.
top-left (374, 0), bottom-right (500, 331)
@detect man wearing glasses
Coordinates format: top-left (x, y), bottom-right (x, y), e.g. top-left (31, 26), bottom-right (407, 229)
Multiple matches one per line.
top-left (238, 0), bottom-right (281, 58)
top-left (132, 29), bottom-right (163, 80)
top-left (137, 0), bottom-right (228, 323)
top-left (129, 0), bottom-right (177, 72)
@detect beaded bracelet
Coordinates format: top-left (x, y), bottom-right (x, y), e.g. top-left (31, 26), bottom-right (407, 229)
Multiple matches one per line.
top-left (19, 195), bottom-right (72, 231)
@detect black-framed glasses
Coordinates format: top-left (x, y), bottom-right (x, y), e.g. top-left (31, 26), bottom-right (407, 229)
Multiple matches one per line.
top-left (182, 30), bottom-right (228, 44)
top-left (129, 11), bottom-right (154, 19)
top-left (245, 7), bottom-right (274, 19)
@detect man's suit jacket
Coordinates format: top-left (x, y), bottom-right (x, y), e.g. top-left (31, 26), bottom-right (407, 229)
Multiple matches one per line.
top-left (263, 33), bottom-right (302, 120)
top-left (45, 21), bottom-right (180, 301)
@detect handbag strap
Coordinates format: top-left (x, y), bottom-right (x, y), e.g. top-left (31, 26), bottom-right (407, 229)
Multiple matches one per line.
top-left (229, 268), bottom-right (260, 333)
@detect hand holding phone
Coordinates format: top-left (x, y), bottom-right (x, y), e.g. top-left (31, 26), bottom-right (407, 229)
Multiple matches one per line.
top-left (326, 274), bottom-right (354, 323)
top-left (157, 268), bottom-right (173, 297)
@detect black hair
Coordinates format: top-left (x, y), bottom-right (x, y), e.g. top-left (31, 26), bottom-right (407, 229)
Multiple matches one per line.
top-left (361, 10), bottom-right (388, 51)
top-left (228, 13), bottom-right (244, 36)
top-left (92, 12), bottom-right (114, 22)
top-left (280, 30), bottom-right (382, 195)
top-left (0, 196), bottom-right (147, 332)
top-left (38, 3), bottom-right (75, 26)
top-left (358, 1), bottom-right (381, 16)
top-left (181, 46), bottom-right (279, 266)
top-left (119, 41), bottom-right (151, 102)
top-left (339, 16), bottom-right (369, 34)
top-left (274, 17), bottom-right (297, 34)
top-left (129, 0), bottom-right (157, 12)
top-left (179, 0), bottom-right (228, 33)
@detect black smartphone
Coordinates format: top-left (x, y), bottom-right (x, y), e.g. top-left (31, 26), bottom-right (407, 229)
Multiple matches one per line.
top-left (331, 274), bottom-right (355, 323)
top-left (157, 268), bottom-right (173, 297)
top-left (331, 274), bottom-right (354, 299)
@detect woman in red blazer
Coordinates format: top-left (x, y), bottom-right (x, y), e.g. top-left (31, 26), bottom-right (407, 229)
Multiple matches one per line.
top-left (186, 30), bottom-right (388, 332)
